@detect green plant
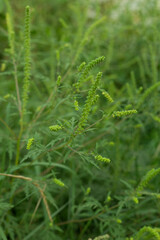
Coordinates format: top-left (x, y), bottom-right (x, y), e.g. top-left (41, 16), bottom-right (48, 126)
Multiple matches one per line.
top-left (1, 0), bottom-right (160, 239)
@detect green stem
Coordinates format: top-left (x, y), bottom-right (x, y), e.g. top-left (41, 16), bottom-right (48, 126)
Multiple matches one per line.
top-left (15, 122), bottom-right (23, 166)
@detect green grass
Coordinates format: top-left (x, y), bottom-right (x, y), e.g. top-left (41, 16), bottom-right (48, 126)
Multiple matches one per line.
top-left (1, 0), bottom-right (160, 239)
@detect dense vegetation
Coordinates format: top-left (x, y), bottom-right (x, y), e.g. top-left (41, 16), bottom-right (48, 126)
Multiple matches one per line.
top-left (1, 0), bottom-right (160, 239)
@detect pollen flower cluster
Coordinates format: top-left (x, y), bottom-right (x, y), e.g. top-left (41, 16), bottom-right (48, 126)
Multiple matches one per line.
top-left (26, 137), bottom-right (34, 150)
top-left (95, 154), bottom-right (110, 163)
top-left (102, 91), bottom-right (114, 103)
top-left (76, 72), bottom-right (102, 133)
top-left (112, 110), bottom-right (137, 118)
top-left (49, 125), bottom-right (62, 131)
top-left (53, 178), bottom-right (65, 187)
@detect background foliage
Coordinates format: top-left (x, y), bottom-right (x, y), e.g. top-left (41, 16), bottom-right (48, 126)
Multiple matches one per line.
top-left (1, 0), bottom-right (160, 239)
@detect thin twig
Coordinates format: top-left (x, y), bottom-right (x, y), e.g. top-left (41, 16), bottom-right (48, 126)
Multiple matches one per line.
top-left (30, 184), bottom-right (46, 225)
top-left (0, 173), bottom-right (53, 224)
top-left (56, 204), bottom-right (119, 226)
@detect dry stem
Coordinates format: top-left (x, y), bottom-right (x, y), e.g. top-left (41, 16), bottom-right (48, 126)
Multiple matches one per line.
top-left (0, 173), bottom-right (53, 224)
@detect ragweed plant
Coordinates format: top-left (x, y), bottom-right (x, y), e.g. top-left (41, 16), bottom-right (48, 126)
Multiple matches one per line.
top-left (94, 155), bottom-right (111, 163)
top-left (102, 90), bottom-right (114, 103)
top-left (112, 110), bottom-right (137, 118)
top-left (22, 5), bottom-right (31, 116)
top-left (53, 178), bottom-right (66, 188)
top-left (136, 168), bottom-right (160, 197)
top-left (49, 125), bottom-right (63, 131)
top-left (76, 71), bottom-right (103, 134)
top-left (1, 0), bottom-right (160, 240)
top-left (26, 137), bottom-right (34, 150)
top-left (134, 226), bottom-right (160, 240)
top-left (74, 56), bottom-right (105, 92)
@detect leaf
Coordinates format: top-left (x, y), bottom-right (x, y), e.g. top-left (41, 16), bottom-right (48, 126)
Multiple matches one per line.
top-left (0, 200), bottom-right (13, 215)
top-left (0, 226), bottom-right (7, 240)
